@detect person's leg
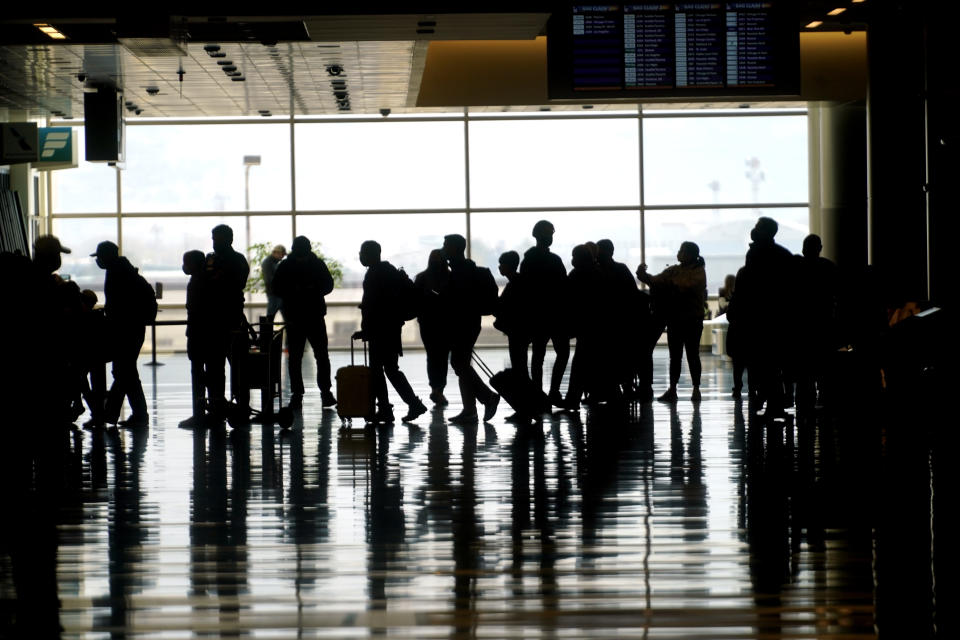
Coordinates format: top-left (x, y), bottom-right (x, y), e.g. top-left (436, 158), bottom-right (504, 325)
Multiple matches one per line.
top-left (660, 324), bottom-right (683, 402)
top-left (204, 329), bottom-right (230, 416)
top-left (367, 340), bottom-right (392, 416)
top-left (564, 342), bottom-right (584, 408)
top-left (125, 328), bottom-right (148, 419)
top-left (307, 318), bottom-right (334, 403)
top-left (286, 323), bottom-right (307, 400)
top-left (683, 321), bottom-right (703, 400)
top-left (530, 335), bottom-right (547, 392)
top-left (381, 348), bottom-right (420, 408)
top-left (549, 334), bottom-right (570, 400)
top-left (508, 334), bottom-right (529, 376)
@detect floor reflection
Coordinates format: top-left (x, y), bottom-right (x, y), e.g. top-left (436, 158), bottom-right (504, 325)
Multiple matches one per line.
top-left (0, 348), bottom-right (942, 638)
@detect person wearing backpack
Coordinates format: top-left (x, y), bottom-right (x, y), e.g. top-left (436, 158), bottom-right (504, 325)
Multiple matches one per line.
top-left (91, 240), bottom-right (152, 428)
top-left (352, 240), bottom-right (428, 424)
top-left (272, 235), bottom-right (337, 409)
top-left (441, 233), bottom-right (500, 424)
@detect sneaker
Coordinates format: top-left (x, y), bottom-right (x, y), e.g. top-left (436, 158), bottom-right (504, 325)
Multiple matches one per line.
top-left (483, 394), bottom-right (500, 421)
top-left (448, 410), bottom-right (479, 425)
top-left (321, 391), bottom-right (337, 408)
top-left (691, 388), bottom-right (702, 402)
top-left (657, 389), bottom-right (678, 403)
top-left (402, 400), bottom-right (428, 422)
top-left (82, 418), bottom-right (105, 430)
top-left (548, 390), bottom-right (564, 408)
top-left (374, 408), bottom-right (395, 424)
top-left (429, 390), bottom-right (449, 406)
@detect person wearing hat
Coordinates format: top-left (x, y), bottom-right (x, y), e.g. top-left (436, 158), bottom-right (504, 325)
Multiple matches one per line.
top-left (92, 240), bottom-right (151, 427)
top-left (271, 236), bottom-right (336, 409)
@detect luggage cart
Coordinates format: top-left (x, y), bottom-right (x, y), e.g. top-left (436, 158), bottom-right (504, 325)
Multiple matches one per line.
top-left (228, 317), bottom-right (294, 429)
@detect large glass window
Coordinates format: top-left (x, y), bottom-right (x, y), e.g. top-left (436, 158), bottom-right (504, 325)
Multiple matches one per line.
top-left (51, 127), bottom-right (118, 214)
top-left (469, 118), bottom-right (640, 208)
top-left (48, 109), bottom-right (810, 352)
top-left (470, 210), bottom-right (641, 283)
top-left (643, 207), bottom-right (809, 293)
top-left (295, 121), bottom-right (466, 211)
top-left (642, 115), bottom-right (808, 205)
top-left (295, 213), bottom-right (466, 302)
top-left (122, 124), bottom-right (292, 212)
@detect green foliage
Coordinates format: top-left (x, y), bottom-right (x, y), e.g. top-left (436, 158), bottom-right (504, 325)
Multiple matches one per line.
top-left (245, 241), bottom-right (344, 295)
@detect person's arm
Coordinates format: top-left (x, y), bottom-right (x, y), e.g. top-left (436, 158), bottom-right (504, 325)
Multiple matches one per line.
top-left (317, 259), bottom-right (334, 297)
top-left (635, 263), bottom-right (653, 286)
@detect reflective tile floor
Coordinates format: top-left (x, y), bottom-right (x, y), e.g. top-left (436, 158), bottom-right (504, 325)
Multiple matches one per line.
top-left (0, 348), bottom-right (948, 638)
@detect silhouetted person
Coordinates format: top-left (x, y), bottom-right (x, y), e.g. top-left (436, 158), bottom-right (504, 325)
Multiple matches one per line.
top-left (91, 240), bottom-right (151, 427)
top-left (564, 244), bottom-right (613, 409)
top-left (442, 233), bottom-right (500, 424)
top-left (414, 249), bottom-right (452, 406)
top-left (203, 224), bottom-right (249, 420)
top-left (723, 270), bottom-right (747, 398)
top-left (180, 250), bottom-right (208, 427)
top-left (737, 217), bottom-right (797, 416)
top-left (494, 250), bottom-right (530, 374)
top-left (261, 244), bottom-right (286, 321)
top-left (353, 240), bottom-right (428, 424)
top-left (272, 235), bottom-right (337, 409)
top-left (77, 288), bottom-right (108, 429)
top-left (520, 220), bottom-right (569, 408)
top-left (637, 241), bottom-right (707, 402)
top-left (795, 234), bottom-right (839, 409)
top-left (597, 238), bottom-right (642, 399)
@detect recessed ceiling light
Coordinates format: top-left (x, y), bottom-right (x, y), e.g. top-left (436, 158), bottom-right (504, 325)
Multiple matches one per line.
top-left (805, 20), bottom-right (823, 28)
top-left (827, 7), bottom-right (847, 15)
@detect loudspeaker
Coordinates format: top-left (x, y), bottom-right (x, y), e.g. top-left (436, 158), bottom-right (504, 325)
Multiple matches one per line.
top-left (84, 87), bottom-right (124, 162)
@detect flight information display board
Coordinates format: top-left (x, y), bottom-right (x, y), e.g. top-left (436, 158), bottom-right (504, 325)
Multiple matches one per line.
top-left (550, 2), bottom-right (799, 99)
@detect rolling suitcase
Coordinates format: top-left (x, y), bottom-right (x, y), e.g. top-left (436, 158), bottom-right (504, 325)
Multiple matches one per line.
top-left (336, 337), bottom-right (375, 422)
top-left (472, 351), bottom-right (544, 419)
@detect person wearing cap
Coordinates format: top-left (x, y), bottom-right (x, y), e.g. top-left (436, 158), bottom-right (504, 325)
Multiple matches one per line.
top-left (261, 244), bottom-right (287, 321)
top-left (271, 236), bottom-right (336, 409)
top-left (92, 240), bottom-right (150, 427)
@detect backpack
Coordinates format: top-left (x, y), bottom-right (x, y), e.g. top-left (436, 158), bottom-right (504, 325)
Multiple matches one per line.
top-left (473, 266), bottom-right (499, 316)
top-left (395, 267), bottom-right (422, 322)
top-left (137, 274), bottom-right (158, 324)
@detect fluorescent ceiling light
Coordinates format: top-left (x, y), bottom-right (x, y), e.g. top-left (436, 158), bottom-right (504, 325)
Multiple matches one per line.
top-left (34, 23), bottom-right (66, 39)
top-left (827, 7), bottom-right (847, 15)
top-left (805, 20), bottom-right (824, 28)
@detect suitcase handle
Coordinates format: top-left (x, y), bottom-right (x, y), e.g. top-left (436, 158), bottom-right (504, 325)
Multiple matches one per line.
top-left (471, 350), bottom-right (494, 379)
top-left (351, 335), bottom-right (368, 366)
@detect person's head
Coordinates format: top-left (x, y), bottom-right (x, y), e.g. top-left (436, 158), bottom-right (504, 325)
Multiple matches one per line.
top-left (442, 234), bottom-right (466, 261)
top-left (33, 235), bottom-right (71, 273)
top-left (498, 250), bottom-right (520, 278)
top-left (722, 274), bottom-right (736, 295)
top-left (532, 220), bottom-right (555, 248)
top-left (427, 248), bottom-right (446, 270)
top-left (359, 240), bottom-right (381, 267)
top-left (182, 249), bottom-right (205, 276)
top-left (271, 244), bottom-right (287, 260)
top-left (677, 241), bottom-right (700, 265)
top-left (753, 216), bottom-right (779, 242)
top-left (90, 240), bottom-right (120, 270)
top-left (597, 239), bottom-right (614, 262)
top-left (211, 224), bottom-right (234, 253)
top-left (80, 288), bottom-right (98, 311)
top-left (584, 241), bottom-right (599, 261)
top-left (291, 236), bottom-right (312, 256)
top-left (802, 234), bottom-right (822, 259)
top-left (571, 244), bottom-right (594, 269)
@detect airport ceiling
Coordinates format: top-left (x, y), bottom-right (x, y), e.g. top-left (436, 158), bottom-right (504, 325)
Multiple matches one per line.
top-left (0, 4), bottom-right (868, 119)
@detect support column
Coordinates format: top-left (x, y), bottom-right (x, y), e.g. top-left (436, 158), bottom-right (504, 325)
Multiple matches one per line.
top-left (866, 2), bottom-right (927, 301)
top-left (810, 100), bottom-right (867, 271)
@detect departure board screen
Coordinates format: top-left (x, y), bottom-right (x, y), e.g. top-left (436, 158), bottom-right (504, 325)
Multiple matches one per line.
top-left (549, 2), bottom-right (799, 99)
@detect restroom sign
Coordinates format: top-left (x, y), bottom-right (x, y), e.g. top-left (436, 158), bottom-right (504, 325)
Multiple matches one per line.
top-left (34, 127), bottom-right (78, 170)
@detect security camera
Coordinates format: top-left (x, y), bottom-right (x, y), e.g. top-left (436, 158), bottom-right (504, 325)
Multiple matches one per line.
top-left (77, 72), bottom-right (87, 82)
top-left (380, 108), bottom-right (391, 117)
top-left (334, 91), bottom-right (347, 100)
top-left (134, 109), bottom-right (143, 115)
top-left (146, 87), bottom-right (159, 96)
top-left (326, 64), bottom-right (343, 76)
